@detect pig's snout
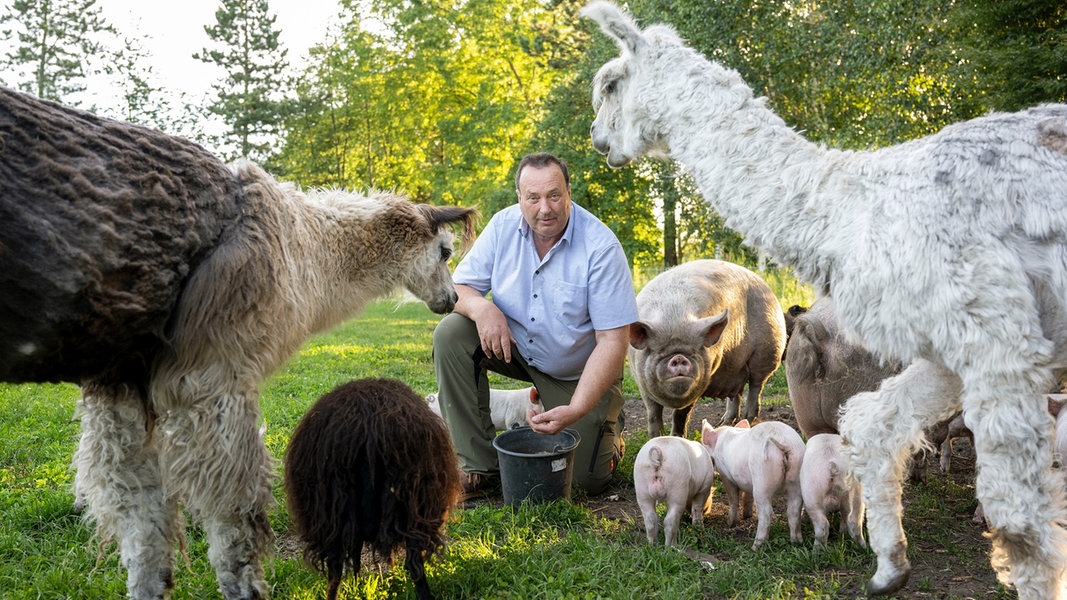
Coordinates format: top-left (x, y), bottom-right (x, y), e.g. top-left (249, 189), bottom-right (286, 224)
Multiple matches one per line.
top-left (667, 355), bottom-right (692, 377)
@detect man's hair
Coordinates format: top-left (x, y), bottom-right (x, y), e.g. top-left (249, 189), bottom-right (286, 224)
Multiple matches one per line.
top-left (515, 152), bottom-right (570, 192)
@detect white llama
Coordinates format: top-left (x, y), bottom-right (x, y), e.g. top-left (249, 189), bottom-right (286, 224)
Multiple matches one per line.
top-left (582, 2), bottom-right (1067, 598)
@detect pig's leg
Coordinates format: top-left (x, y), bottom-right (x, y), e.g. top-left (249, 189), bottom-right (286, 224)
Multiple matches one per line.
top-left (638, 496), bottom-right (660, 545)
top-left (785, 480), bottom-right (804, 544)
top-left (839, 360), bottom-right (961, 597)
top-left (663, 498), bottom-right (685, 547)
top-left (810, 505), bottom-right (830, 546)
top-left (718, 394), bottom-right (741, 426)
top-left (750, 486), bottom-right (775, 549)
top-left (645, 397), bottom-right (665, 437)
top-left (741, 379), bottom-right (765, 422)
top-left (690, 487), bottom-right (711, 527)
top-left (721, 480), bottom-right (741, 527)
top-left (845, 484), bottom-right (867, 548)
top-left (670, 403), bottom-right (695, 437)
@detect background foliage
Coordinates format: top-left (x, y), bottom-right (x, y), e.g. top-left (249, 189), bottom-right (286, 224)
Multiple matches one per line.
top-left (3, 0), bottom-right (1063, 273)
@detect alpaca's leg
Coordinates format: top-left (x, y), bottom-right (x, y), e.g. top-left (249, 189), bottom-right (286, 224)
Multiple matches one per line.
top-left (158, 390), bottom-right (274, 600)
top-left (74, 385), bottom-right (181, 599)
top-left (962, 373), bottom-right (1067, 599)
top-left (839, 360), bottom-right (962, 597)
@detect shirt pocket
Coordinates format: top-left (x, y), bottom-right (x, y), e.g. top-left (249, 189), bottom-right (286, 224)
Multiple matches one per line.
top-left (552, 280), bottom-right (590, 326)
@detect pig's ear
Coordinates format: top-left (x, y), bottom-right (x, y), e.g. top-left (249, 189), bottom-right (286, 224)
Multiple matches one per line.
top-left (700, 419), bottom-right (715, 445)
top-left (1048, 393), bottom-right (1067, 417)
top-left (630, 321), bottom-right (652, 349)
top-left (736, 419), bottom-right (750, 429)
top-left (700, 309), bottom-right (729, 348)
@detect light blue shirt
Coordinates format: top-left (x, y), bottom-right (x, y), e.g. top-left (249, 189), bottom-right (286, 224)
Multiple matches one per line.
top-left (454, 202), bottom-right (639, 380)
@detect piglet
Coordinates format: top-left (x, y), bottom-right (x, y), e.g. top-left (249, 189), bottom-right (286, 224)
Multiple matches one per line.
top-left (426, 387), bottom-right (544, 430)
top-left (701, 418), bottom-right (805, 549)
top-left (800, 433), bottom-right (866, 547)
top-left (634, 436), bottom-right (716, 547)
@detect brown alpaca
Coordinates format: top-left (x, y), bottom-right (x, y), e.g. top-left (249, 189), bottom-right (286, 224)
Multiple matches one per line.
top-left (284, 379), bottom-right (462, 600)
top-left (0, 85), bottom-right (476, 599)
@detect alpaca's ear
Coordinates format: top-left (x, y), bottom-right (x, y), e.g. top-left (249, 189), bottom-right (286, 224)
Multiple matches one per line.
top-left (581, 1), bottom-right (645, 55)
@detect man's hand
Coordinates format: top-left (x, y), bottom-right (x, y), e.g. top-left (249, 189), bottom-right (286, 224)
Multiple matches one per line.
top-left (527, 404), bottom-right (579, 435)
top-left (453, 284), bottom-right (515, 361)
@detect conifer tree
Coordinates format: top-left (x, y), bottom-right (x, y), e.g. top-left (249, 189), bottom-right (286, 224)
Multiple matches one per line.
top-left (195, 0), bottom-right (290, 162)
top-left (0, 0), bottom-right (116, 103)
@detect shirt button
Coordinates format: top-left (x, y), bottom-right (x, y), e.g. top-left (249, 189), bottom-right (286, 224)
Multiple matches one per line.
top-left (533, 293), bottom-right (538, 298)
top-left (528, 339), bottom-right (533, 343)
top-left (530, 317), bottom-right (535, 322)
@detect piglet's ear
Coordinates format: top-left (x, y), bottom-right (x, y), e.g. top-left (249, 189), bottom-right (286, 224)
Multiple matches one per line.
top-left (700, 309), bottom-right (729, 348)
top-left (700, 419), bottom-right (715, 445)
top-left (736, 419), bottom-right (750, 429)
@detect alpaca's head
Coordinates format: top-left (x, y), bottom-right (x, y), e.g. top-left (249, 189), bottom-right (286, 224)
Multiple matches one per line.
top-left (403, 203), bottom-right (478, 315)
top-left (582, 1), bottom-right (752, 168)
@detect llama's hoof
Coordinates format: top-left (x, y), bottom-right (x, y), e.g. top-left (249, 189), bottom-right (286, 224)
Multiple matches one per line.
top-left (865, 565), bottom-right (911, 597)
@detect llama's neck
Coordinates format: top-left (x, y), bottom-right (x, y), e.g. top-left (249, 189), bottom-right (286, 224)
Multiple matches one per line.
top-left (660, 72), bottom-right (845, 291)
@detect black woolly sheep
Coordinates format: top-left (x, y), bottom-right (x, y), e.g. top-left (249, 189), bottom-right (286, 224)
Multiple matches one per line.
top-left (284, 378), bottom-right (462, 600)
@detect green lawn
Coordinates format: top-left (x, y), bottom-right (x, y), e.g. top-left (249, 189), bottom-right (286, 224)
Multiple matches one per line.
top-left (0, 296), bottom-right (1006, 599)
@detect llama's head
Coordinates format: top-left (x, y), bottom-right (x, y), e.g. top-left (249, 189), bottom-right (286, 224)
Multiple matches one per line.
top-left (582, 1), bottom-right (752, 168)
top-left (582, 1), bottom-right (672, 168)
top-left (405, 203), bottom-right (478, 314)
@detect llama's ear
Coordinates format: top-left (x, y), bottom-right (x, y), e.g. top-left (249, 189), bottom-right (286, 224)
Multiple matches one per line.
top-left (581, 1), bottom-right (644, 55)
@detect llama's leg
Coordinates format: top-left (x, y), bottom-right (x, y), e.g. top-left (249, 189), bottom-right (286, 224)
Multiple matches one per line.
top-left (961, 373), bottom-right (1067, 599)
top-left (74, 385), bottom-right (181, 599)
top-left (838, 359), bottom-right (962, 597)
top-left (158, 391), bottom-right (274, 600)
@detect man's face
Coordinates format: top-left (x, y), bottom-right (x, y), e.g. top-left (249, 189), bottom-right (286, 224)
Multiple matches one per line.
top-left (517, 164), bottom-right (572, 242)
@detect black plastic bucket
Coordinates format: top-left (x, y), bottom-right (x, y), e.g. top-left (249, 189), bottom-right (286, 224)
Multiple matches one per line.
top-left (492, 426), bottom-right (581, 507)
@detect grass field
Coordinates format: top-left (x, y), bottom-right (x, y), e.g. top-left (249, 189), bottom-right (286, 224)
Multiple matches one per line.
top-left (0, 291), bottom-right (1009, 599)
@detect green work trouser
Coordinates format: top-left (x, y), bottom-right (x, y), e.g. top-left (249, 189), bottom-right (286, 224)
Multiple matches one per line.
top-left (432, 311), bottom-right (625, 495)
